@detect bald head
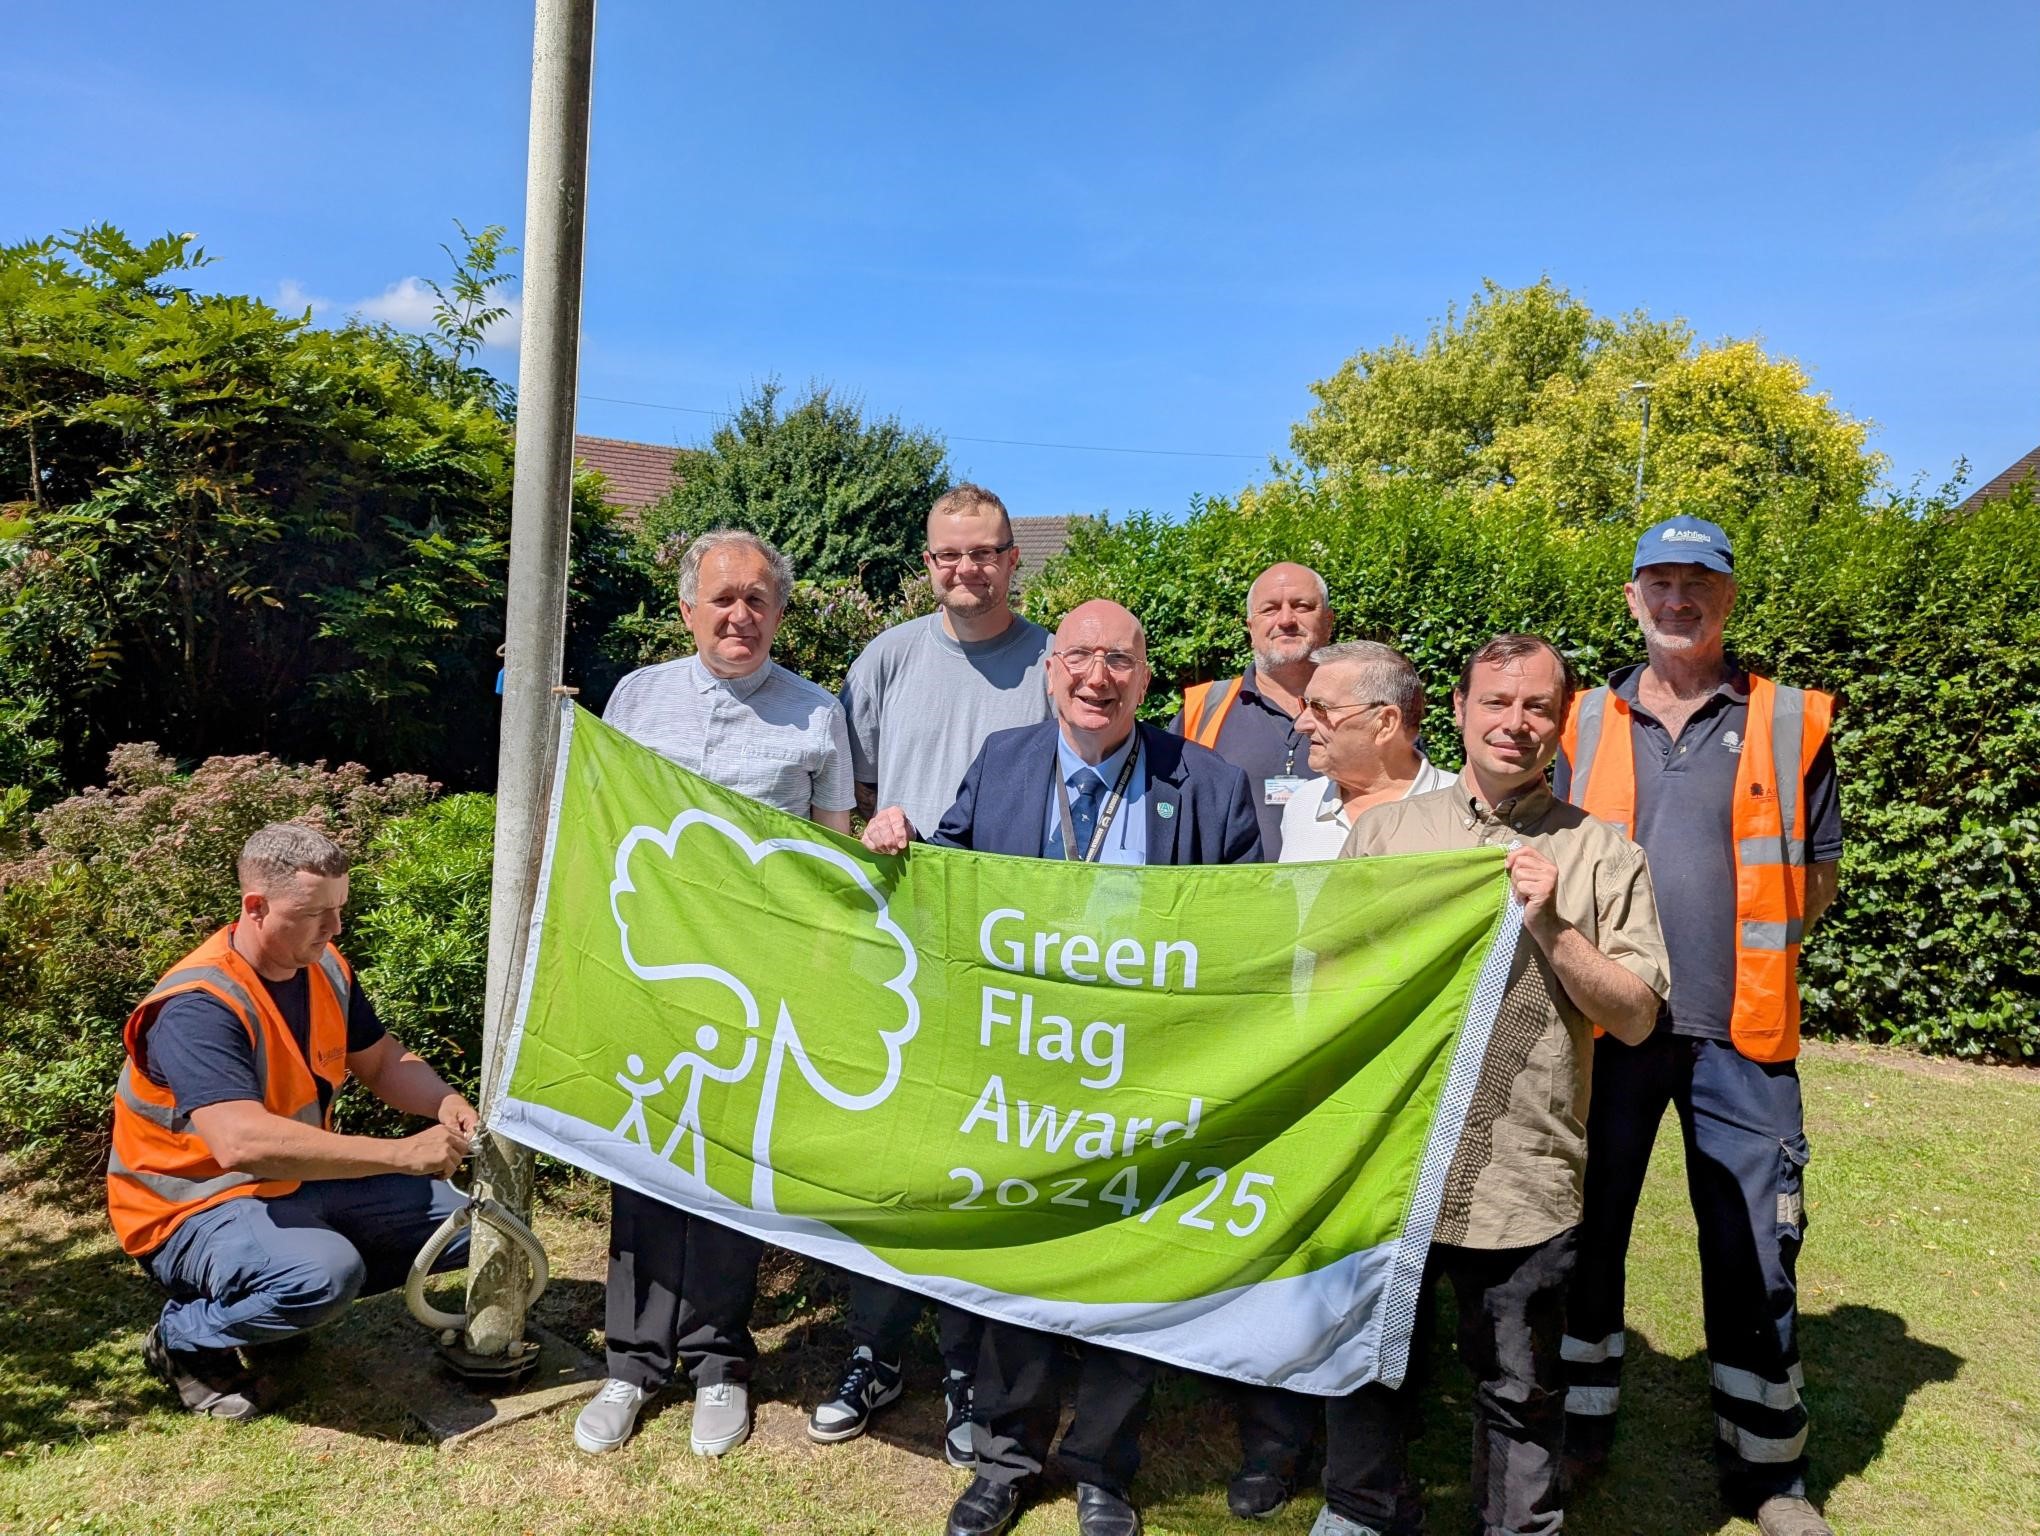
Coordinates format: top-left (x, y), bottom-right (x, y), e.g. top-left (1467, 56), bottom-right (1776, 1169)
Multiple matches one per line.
top-left (1048, 600), bottom-right (1152, 762)
top-left (1247, 563), bottom-right (1333, 677)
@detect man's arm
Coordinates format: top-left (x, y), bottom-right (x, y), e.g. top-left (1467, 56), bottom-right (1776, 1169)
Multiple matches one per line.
top-left (188, 1099), bottom-right (469, 1182)
top-left (1806, 861), bottom-right (1838, 930)
top-left (349, 1034), bottom-right (476, 1129)
top-left (1504, 845), bottom-right (1660, 1043)
top-left (854, 782), bottom-right (878, 819)
top-left (813, 806), bottom-right (854, 834)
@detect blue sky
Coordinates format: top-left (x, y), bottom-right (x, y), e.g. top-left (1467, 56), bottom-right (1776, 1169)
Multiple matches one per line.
top-left (6, 2), bottom-right (2035, 520)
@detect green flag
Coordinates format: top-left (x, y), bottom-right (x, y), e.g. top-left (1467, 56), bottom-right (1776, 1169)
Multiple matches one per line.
top-left (491, 703), bottom-right (1519, 1393)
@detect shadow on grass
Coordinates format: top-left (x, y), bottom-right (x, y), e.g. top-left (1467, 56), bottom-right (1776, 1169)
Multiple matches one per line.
top-left (0, 1198), bottom-right (166, 1449)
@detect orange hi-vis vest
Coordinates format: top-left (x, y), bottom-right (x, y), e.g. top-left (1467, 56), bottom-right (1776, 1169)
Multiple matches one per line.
top-left (1179, 677), bottom-right (1243, 750)
top-left (1559, 673), bottom-right (1833, 1064)
top-left (107, 926), bottom-right (353, 1257)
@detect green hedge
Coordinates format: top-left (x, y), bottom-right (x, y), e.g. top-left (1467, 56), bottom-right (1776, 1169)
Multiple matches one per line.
top-left (1022, 475), bottom-right (2040, 1059)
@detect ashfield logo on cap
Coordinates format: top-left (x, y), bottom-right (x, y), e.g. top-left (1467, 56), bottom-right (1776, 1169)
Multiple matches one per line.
top-left (1661, 528), bottom-right (1715, 543)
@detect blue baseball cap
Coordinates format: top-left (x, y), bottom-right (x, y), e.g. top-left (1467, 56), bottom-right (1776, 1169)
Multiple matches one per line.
top-left (1632, 515), bottom-right (1734, 575)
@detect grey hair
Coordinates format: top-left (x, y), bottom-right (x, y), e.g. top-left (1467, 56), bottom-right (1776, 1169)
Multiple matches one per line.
top-left (677, 528), bottom-right (794, 610)
top-left (1309, 640), bottom-right (1424, 730)
top-left (238, 822), bottom-right (349, 890)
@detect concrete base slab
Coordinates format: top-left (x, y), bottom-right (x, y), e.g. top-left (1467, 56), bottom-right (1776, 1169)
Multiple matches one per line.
top-left (315, 1292), bottom-right (603, 1448)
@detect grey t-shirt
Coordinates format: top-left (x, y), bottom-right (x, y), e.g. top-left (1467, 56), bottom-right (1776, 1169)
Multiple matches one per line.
top-left (840, 612), bottom-right (1054, 835)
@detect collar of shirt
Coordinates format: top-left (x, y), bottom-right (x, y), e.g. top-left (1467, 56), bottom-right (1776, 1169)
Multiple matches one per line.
top-left (1455, 769), bottom-right (1558, 834)
top-left (689, 653), bottom-right (774, 701)
top-left (1055, 726), bottom-right (1139, 792)
top-left (1608, 658), bottom-right (1749, 726)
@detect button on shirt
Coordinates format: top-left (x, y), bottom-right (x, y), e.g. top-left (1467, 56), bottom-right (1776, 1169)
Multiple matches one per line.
top-left (1169, 665), bottom-right (1311, 859)
top-left (1041, 730), bottom-right (1148, 864)
top-left (1342, 774), bottom-right (1670, 1250)
top-left (1553, 662), bottom-right (1843, 1040)
top-left (602, 654), bottom-right (855, 820)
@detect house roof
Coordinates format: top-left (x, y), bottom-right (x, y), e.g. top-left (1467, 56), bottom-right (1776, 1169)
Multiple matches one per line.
top-left (1961, 445), bottom-right (2040, 510)
top-left (1011, 514), bottom-right (1079, 582)
top-left (572, 434), bottom-right (687, 514)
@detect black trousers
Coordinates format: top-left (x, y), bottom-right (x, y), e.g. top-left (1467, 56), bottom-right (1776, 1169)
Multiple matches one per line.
top-left (970, 1320), bottom-right (1157, 1495)
top-left (1232, 1383), bottom-right (1321, 1481)
top-left (604, 1182), bottom-right (763, 1390)
top-left (845, 1273), bottom-right (985, 1376)
top-left (1564, 1030), bottom-right (1810, 1502)
top-left (1324, 1228), bottom-right (1576, 1536)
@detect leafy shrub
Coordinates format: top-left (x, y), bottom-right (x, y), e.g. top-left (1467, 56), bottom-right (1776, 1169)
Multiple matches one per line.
top-left (0, 746), bottom-right (435, 1156)
top-left (339, 794), bottom-right (495, 1137)
top-left (1026, 475), bottom-right (2040, 1060)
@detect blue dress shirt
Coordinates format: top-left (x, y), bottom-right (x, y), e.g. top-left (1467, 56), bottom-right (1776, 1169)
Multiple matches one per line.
top-left (1041, 729), bottom-right (1148, 865)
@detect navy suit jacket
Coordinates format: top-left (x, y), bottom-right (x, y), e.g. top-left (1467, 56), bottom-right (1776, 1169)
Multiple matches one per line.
top-left (930, 720), bottom-right (1264, 866)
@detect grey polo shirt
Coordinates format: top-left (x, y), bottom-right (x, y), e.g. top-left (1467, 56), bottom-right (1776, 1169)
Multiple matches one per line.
top-left (603, 654), bottom-right (855, 820)
top-left (1167, 665), bottom-right (1312, 859)
top-left (1554, 662), bottom-right (1842, 1040)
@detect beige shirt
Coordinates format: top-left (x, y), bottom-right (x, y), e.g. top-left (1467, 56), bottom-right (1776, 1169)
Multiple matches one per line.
top-left (1341, 772), bottom-right (1669, 1250)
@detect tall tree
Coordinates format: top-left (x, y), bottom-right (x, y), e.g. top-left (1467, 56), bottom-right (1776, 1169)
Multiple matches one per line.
top-left (639, 380), bottom-right (950, 598)
top-left (1290, 278), bottom-right (1881, 523)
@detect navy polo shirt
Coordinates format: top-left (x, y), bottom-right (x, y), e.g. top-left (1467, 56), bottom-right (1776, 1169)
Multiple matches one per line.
top-left (1554, 662), bottom-right (1842, 1040)
top-left (140, 968), bottom-right (387, 1120)
top-left (1167, 665), bottom-right (1311, 859)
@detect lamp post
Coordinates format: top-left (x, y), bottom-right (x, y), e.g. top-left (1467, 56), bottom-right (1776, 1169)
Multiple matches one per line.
top-left (1628, 381), bottom-right (1654, 511)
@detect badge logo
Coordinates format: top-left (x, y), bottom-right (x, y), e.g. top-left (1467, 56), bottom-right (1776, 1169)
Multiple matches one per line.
top-left (1722, 730), bottom-right (1743, 755)
top-left (1157, 802), bottom-right (1175, 819)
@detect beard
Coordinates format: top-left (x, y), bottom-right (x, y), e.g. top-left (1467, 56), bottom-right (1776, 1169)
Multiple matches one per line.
top-left (1254, 637), bottom-right (1315, 672)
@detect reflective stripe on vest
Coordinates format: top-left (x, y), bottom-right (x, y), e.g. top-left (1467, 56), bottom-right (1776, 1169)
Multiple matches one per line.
top-left (107, 928), bottom-right (352, 1257)
top-left (1557, 675), bottom-right (1831, 1063)
top-left (1179, 677), bottom-right (1242, 750)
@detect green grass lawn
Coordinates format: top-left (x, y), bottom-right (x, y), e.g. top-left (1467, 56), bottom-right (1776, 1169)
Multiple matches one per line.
top-left (3, 1041), bottom-right (2036, 1536)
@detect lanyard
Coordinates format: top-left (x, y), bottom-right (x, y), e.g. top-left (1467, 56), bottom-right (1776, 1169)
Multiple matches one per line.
top-left (1056, 736), bottom-right (1142, 863)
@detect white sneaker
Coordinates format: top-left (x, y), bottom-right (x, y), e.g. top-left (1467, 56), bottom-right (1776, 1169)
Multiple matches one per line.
top-left (575, 1377), bottom-right (653, 1454)
top-left (691, 1379), bottom-right (751, 1456)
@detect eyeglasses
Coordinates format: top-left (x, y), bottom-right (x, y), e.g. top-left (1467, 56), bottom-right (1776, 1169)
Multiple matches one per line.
top-left (1300, 695), bottom-right (1391, 725)
top-left (1053, 648), bottom-right (1141, 678)
top-left (925, 542), bottom-right (1015, 569)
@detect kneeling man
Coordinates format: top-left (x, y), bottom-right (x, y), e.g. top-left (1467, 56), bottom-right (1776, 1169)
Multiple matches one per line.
top-left (110, 822), bottom-right (478, 1420)
top-left (1314, 635), bottom-right (1668, 1536)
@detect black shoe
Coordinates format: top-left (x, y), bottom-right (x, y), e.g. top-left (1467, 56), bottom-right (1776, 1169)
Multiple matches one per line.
top-left (945, 1475), bottom-right (1021, 1536)
top-left (806, 1346), bottom-right (903, 1443)
top-left (143, 1324), bottom-right (264, 1421)
top-left (1226, 1468), bottom-right (1292, 1519)
top-left (1075, 1481), bottom-right (1142, 1536)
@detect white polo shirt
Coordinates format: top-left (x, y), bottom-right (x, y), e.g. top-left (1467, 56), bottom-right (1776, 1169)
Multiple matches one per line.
top-left (1276, 757), bottom-right (1455, 863)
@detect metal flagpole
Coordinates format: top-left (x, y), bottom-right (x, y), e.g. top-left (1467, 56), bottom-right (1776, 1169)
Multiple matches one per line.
top-left (462, 0), bottom-right (597, 1365)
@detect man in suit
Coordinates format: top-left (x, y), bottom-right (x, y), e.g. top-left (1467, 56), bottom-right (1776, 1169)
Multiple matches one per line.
top-left (863, 598), bottom-right (1262, 1536)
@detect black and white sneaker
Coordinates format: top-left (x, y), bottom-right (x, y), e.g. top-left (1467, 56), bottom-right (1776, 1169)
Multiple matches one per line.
top-left (806, 1346), bottom-right (903, 1443)
top-left (943, 1368), bottom-right (977, 1468)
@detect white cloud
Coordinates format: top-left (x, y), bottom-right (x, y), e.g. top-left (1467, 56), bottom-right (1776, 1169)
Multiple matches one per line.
top-left (272, 276), bottom-right (522, 351)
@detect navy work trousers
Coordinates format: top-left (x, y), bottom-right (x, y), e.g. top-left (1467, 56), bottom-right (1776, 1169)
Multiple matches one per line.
top-left (146, 1173), bottom-right (468, 1354)
top-left (1563, 1030), bottom-right (1811, 1502)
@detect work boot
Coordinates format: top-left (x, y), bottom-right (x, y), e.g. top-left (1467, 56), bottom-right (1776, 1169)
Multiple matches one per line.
top-left (806, 1346), bottom-right (903, 1443)
top-left (945, 1476), bottom-right (1020, 1536)
top-left (943, 1367), bottom-right (977, 1468)
top-left (574, 1378), bottom-right (653, 1453)
top-left (1225, 1466), bottom-right (1293, 1519)
top-left (690, 1379), bottom-right (750, 1456)
top-left (1075, 1481), bottom-right (1141, 1536)
top-left (1755, 1494), bottom-right (1835, 1536)
top-left (143, 1324), bottom-right (264, 1421)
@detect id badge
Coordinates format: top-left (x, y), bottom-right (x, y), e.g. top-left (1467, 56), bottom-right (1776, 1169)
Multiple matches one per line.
top-left (1264, 774), bottom-right (1307, 807)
